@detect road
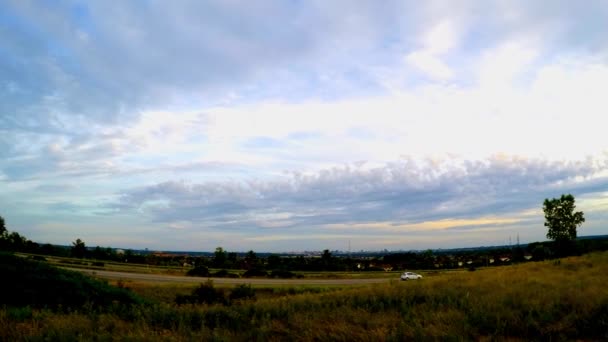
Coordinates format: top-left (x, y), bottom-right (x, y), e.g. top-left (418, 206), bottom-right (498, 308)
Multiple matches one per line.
top-left (69, 268), bottom-right (395, 286)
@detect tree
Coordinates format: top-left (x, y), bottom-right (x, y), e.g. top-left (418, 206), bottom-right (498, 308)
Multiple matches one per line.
top-left (213, 247), bottom-right (227, 268)
top-left (71, 238), bottom-right (87, 258)
top-left (0, 215), bottom-right (6, 236)
top-left (543, 194), bottom-right (585, 255)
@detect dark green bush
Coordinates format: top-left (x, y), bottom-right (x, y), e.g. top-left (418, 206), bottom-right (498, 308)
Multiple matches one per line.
top-left (175, 280), bottom-right (226, 305)
top-left (0, 252), bottom-right (142, 311)
top-left (192, 280), bottom-right (226, 304)
top-left (212, 269), bottom-right (239, 278)
top-left (186, 265), bottom-right (210, 277)
top-left (243, 268), bottom-right (268, 277)
top-left (269, 269), bottom-right (296, 278)
top-left (229, 284), bottom-right (256, 302)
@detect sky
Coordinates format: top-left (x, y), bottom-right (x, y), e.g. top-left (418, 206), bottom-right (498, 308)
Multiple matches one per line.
top-left (1, 1), bottom-right (608, 252)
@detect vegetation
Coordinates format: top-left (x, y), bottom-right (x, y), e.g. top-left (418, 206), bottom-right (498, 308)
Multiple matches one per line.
top-left (543, 194), bottom-right (585, 242)
top-left (2, 212), bottom-right (608, 278)
top-left (175, 280), bottom-right (227, 305)
top-left (71, 238), bottom-right (87, 258)
top-left (2, 213), bottom-right (608, 340)
top-left (0, 252), bottom-right (142, 310)
top-left (543, 194), bottom-right (585, 256)
top-left (0, 215), bottom-right (5, 235)
top-left (186, 265), bottom-right (210, 277)
top-left (2, 251), bottom-right (608, 340)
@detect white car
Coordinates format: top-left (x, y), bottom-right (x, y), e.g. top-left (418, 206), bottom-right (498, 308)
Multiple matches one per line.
top-left (400, 272), bottom-right (423, 281)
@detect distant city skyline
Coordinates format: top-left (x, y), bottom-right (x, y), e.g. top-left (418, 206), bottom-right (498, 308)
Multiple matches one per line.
top-left (1, 1), bottom-right (608, 252)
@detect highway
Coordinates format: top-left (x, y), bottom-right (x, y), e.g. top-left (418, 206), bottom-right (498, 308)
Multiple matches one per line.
top-left (70, 268), bottom-right (396, 285)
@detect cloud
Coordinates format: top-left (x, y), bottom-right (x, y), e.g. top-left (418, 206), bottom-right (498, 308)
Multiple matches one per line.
top-left (405, 21), bottom-right (459, 80)
top-left (116, 154), bottom-right (608, 232)
top-left (3, 1), bottom-right (608, 251)
top-left (0, 1), bottom-right (412, 135)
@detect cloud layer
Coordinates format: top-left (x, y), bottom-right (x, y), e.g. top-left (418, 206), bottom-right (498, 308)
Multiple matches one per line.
top-left (116, 155), bottom-right (608, 239)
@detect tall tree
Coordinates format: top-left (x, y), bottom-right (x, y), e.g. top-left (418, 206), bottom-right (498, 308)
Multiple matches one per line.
top-left (213, 247), bottom-right (227, 268)
top-left (244, 250), bottom-right (258, 269)
top-left (543, 194), bottom-right (585, 255)
top-left (71, 238), bottom-right (87, 258)
top-left (0, 215), bottom-right (6, 236)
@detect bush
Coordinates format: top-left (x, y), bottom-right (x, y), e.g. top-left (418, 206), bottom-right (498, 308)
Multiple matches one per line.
top-left (269, 269), bottom-right (296, 278)
top-left (0, 252), bottom-right (142, 310)
top-left (176, 280), bottom-right (226, 305)
top-left (186, 265), bottom-right (210, 277)
top-left (243, 268), bottom-right (268, 278)
top-left (212, 269), bottom-right (239, 278)
top-left (229, 284), bottom-right (256, 302)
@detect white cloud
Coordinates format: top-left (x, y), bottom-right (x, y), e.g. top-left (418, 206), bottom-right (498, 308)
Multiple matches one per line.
top-left (424, 20), bottom-right (459, 54)
top-left (477, 40), bottom-right (539, 88)
top-left (405, 51), bottom-right (453, 80)
top-left (3, 1), bottom-right (608, 251)
top-left (405, 20), bottom-right (459, 80)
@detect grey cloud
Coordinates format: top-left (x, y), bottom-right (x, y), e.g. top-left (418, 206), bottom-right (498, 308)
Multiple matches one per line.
top-left (0, 133), bottom-right (123, 181)
top-left (47, 201), bottom-right (84, 213)
top-left (8, 0), bottom-right (603, 136)
top-left (34, 184), bottom-right (75, 193)
top-left (116, 156), bottom-right (608, 229)
top-left (0, 1), bottom-right (407, 135)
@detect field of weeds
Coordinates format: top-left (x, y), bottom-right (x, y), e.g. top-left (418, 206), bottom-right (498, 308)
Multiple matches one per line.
top-left (2, 252), bottom-right (607, 340)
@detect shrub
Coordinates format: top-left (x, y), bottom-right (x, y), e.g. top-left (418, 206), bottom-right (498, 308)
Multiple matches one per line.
top-left (229, 284), bottom-right (256, 302)
top-left (176, 280), bottom-right (226, 305)
top-left (212, 269), bottom-right (239, 278)
top-left (0, 252), bottom-right (142, 310)
top-left (243, 268), bottom-right (268, 278)
top-left (269, 269), bottom-right (296, 278)
top-left (192, 281), bottom-right (226, 304)
top-left (186, 265), bottom-right (210, 277)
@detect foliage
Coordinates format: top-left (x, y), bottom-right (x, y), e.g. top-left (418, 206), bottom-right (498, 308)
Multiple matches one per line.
top-left (0, 252), bottom-right (142, 310)
top-left (175, 280), bottom-right (226, 305)
top-left (0, 215), bottom-right (5, 236)
top-left (3, 252), bottom-right (608, 340)
top-left (269, 269), bottom-right (297, 278)
top-left (229, 284), bottom-right (256, 302)
top-left (243, 268), bottom-right (268, 277)
top-left (71, 238), bottom-right (87, 258)
top-left (543, 194), bottom-right (585, 242)
top-left (212, 269), bottom-right (239, 278)
top-left (244, 250), bottom-right (258, 269)
top-left (213, 247), bottom-right (227, 268)
top-left (186, 265), bottom-right (210, 277)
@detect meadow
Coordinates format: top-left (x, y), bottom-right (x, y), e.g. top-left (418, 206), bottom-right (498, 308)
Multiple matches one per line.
top-left (2, 251), bottom-right (607, 341)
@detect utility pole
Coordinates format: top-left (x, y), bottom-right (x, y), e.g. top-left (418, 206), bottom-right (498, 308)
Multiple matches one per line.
top-left (348, 239), bottom-right (351, 258)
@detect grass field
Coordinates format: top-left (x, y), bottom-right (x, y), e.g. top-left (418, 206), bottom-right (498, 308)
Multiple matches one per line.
top-left (3, 252), bottom-right (607, 340)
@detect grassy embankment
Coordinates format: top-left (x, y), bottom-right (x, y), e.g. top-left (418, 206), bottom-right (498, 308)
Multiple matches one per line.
top-left (2, 252), bottom-right (607, 340)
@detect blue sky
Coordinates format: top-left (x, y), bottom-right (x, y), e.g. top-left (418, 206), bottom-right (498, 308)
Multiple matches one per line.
top-left (1, 1), bottom-right (608, 252)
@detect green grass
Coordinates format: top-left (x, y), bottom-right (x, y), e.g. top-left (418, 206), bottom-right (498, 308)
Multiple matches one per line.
top-left (2, 252), bottom-right (608, 340)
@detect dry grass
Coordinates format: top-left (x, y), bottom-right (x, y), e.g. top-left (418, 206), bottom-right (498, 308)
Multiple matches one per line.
top-left (3, 252), bottom-right (608, 341)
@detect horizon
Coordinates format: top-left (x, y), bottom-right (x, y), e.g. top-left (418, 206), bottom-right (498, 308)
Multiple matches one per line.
top-left (2, 1), bottom-right (608, 252)
top-left (35, 233), bottom-right (608, 256)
